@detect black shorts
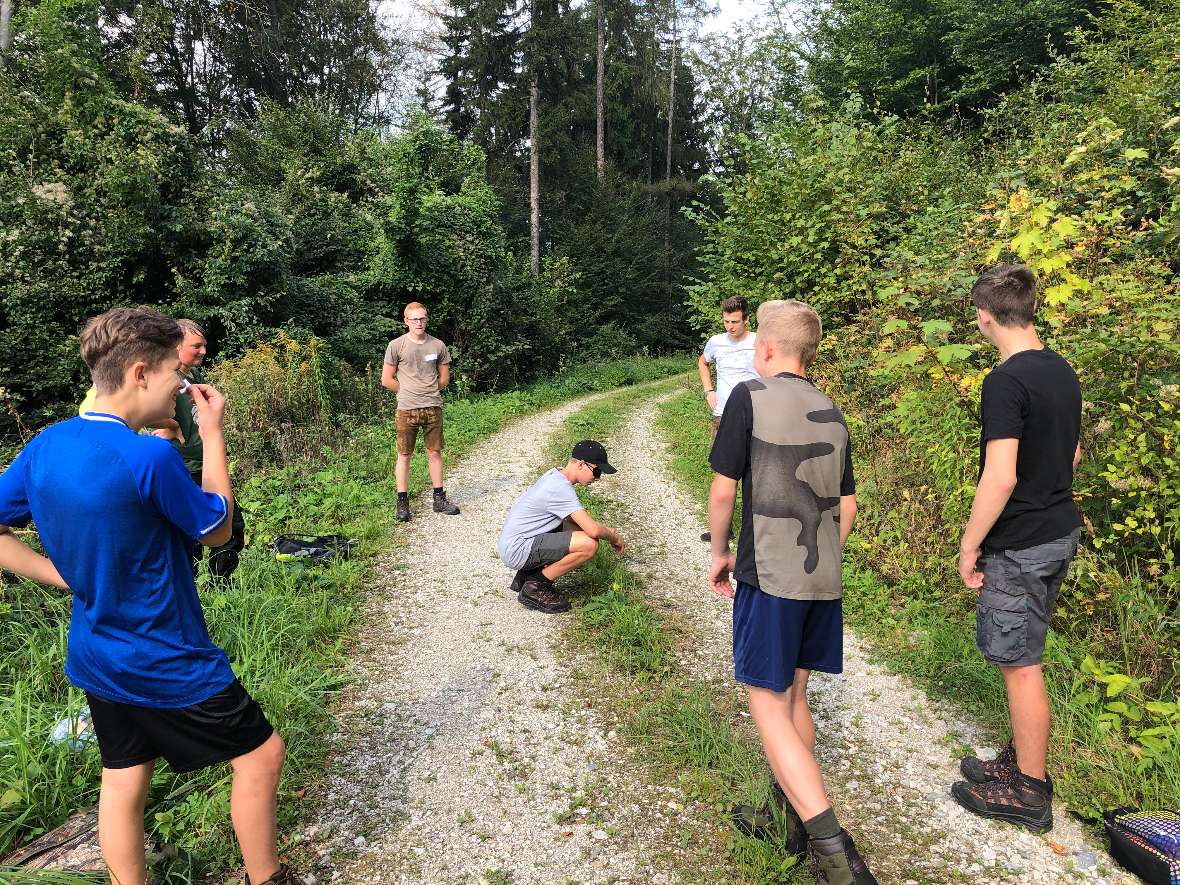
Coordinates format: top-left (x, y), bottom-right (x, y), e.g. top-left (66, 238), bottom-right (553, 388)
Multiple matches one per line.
top-left (86, 679), bottom-right (274, 773)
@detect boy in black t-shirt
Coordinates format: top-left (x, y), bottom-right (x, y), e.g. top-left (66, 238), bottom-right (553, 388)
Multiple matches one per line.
top-left (708, 300), bottom-right (876, 885)
top-left (952, 265), bottom-right (1083, 832)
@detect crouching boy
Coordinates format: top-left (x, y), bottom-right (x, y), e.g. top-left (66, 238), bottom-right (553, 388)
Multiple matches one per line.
top-left (0, 308), bottom-right (297, 885)
top-left (707, 300), bottom-right (876, 884)
top-left (497, 440), bottom-right (625, 614)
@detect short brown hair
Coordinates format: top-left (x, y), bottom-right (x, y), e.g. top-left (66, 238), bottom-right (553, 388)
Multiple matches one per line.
top-left (404, 301), bottom-right (427, 318)
top-left (756, 299), bottom-right (823, 367)
top-left (721, 296), bottom-right (748, 318)
top-left (177, 319), bottom-right (206, 339)
top-left (971, 264), bottom-right (1037, 327)
top-left (80, 308), bottom-right (183, 395)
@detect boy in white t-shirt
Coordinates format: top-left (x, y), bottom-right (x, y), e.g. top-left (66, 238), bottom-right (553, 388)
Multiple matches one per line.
top-left (699, 296), bottom-right (758, 436)
top-left (698, 296), bottom-right (758, 543)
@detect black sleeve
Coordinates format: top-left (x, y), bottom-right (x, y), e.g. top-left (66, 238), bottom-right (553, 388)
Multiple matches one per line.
top-left (840, 430), bottom-right (856, 496)
top-left (981, 370), bottom-right (1028, 442)
top-left (709, 383), bottom-right (752, 480)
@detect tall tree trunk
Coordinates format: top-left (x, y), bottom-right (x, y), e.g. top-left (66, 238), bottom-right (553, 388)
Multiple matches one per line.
top-left (530, 74), bottom-right (540, 277)
top-left (0, 0), bottom-right (14, 70)
top-left (665, 1), bottom-right (677, 184)
top-left (596, 0), bottom-right (605, 181)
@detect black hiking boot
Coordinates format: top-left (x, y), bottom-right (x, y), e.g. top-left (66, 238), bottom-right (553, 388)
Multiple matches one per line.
top-left (245, 864), bottom-right (304, 885)
top-left (518, 576), bottom-right (570, 613)
top-left (951, 772), bottom-right (1053, 832)
top-left (432, 490), bottom-right (460, 515)
top-left (960, 740), bottom-right (1017, 784)
top-left (701, 531), bottom-right (711, 542)
top-left (810, 829), bottom-right (878, 885)
top-left (396, 498), bottom-right (411, 522)
top-left (731, 780), bottom-right (807, 856)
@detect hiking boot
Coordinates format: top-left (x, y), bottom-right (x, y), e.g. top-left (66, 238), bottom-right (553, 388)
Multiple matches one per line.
top-left (246, 864), bottom-right (304, 885)
top-left (510, 568), bottom-right (538, 594)
top-left (960, 740), bottom-right (1017, 784)
top-left (432, 492), bottom-right (460, 515)
top-left (809, 829), bottom-right (878, 885)
top-left (518, 576), bottom-right (570, 613)
top-left (731, 780), bottom-right (807, 856)
top-left (950, 772), bottom-right (1053, 832)
top-left (701, 531), bottom-right (711, 542)
top-left (396, 498), bottom-right (411, 522)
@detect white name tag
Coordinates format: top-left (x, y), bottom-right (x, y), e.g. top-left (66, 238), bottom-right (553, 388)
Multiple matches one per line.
top-left (424, 353), bottom-right (438, 362)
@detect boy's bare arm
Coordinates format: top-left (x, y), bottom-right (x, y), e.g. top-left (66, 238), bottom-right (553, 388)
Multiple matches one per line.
top-left (569, 508), bottom-right (625, 553)
top-left (0, 526), bottom-right (68, 589)
top-left (190, 384), bottom-right (235, 548)
top-left (958, 438), bottom-right (1019, 587)
top-left (838, 494), bottom-right (857, 547)
top-left (381, 362), bottom-right (400, 392)
top-left (697, 355), bottom-right (716, 411)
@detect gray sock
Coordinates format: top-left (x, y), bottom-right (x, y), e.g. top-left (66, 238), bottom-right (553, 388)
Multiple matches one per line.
top-left (803, 807), bottom-right (841, 841)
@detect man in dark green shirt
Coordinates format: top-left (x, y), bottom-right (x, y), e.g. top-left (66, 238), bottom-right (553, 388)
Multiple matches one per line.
top-left (170, 321), bottom-right (245, 578)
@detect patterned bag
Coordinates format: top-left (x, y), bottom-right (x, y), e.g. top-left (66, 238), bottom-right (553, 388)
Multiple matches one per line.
top-left (1104, 809), bottom-right (1180, 885)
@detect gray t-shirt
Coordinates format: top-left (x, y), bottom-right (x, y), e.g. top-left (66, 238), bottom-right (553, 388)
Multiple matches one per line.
top-left (498, 468), bottom-right (582, 570)
top-left (384, 334), bottom-right (451, 410)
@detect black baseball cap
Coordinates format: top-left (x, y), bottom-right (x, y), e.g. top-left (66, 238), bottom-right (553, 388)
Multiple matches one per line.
top-left (571, 439), bottom-right (616, 474)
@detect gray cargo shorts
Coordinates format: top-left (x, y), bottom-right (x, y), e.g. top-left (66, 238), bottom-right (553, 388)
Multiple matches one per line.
top-left (975, 529), bottom-right (1080, 667)
top-left (521, 526), bottom-right (573, 571)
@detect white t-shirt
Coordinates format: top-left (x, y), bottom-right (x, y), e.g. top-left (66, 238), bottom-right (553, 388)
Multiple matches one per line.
top-left (703, 332), bottom-right (758, 416)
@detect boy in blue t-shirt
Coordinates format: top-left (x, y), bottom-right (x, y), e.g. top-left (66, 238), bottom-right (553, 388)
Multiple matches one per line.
top-left (0, 309), bottom-right (298, 885)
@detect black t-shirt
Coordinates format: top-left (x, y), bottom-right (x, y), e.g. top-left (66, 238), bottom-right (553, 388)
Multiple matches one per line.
top-left (979, 348), bottom-right (1081, 552)
top-left (709, 373), bottom-right (855, 600)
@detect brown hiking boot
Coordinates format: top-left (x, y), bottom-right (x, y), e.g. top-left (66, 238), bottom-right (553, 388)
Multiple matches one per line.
top-left (432, 491), bottom-right (460, 515)
top-left (396, 498), bottom-right (411, 522)
top-left (245, 864), bottom-right (304, 885)
top-left (810, 829), bottom-right (878, 884)
top-left (518, 576), bottom-right (570, 613)
top-left (960, 740), bottom-right (1017, 784)
top-left (951, 772), bottom-right (1053, 832)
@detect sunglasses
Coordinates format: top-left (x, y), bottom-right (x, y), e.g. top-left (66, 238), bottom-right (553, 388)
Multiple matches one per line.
top-left (583, 460), bottom-right (601, 479)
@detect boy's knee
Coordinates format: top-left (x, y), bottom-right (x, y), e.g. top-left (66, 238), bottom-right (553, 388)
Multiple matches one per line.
top-left (570, 535), bottom-right (597, 557)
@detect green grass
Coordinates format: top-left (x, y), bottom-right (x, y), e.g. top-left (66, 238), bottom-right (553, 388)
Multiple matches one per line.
top-left (0, 355), bottom-right (691, 881)
top-left (654, 384), bottom-right (1180, 819)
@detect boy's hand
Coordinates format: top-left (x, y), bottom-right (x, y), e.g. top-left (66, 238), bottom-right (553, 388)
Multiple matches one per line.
top-left (609, 531), bottom-right (625, 554)
top-left (150, 418), bottom-right (185, 443)
top-left (959, 545), bottom-right (984, 589)
top-left (189, 383), bottom-right (226, 433)
top-left (708, 553), bottom-right (736, 599)
top-left (706, 391), bottom-right (717, 412)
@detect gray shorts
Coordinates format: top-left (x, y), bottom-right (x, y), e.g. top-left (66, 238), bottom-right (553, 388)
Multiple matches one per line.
top-left (976, 530), bottom-right (1080, 667)
top-left (521, 528), bottom-right (572, 571)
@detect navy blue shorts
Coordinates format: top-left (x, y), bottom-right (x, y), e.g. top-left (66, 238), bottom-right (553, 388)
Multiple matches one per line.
top-left (732, 581), bottom-right (843, 692)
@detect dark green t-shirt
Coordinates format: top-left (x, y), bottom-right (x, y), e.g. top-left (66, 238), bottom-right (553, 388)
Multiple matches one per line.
top-left (173, 366), bottom-right (205, 474)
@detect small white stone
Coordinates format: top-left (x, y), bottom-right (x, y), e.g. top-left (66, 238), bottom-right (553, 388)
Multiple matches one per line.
top-left (592, 829), bottom-right (608, 840)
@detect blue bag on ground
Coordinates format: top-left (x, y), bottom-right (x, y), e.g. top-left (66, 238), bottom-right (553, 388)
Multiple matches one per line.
top-left (1104, 809), bottom-right (1180, 884)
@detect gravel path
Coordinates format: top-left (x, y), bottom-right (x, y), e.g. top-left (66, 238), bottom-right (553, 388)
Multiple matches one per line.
top-left (593, 393), bottom-right (1135, 885)
top-left (309, 394), bottom-right (662, 885)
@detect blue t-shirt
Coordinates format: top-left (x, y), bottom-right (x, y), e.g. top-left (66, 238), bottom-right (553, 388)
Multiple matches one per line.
top-left (0, 412), bottom-right (234, 707)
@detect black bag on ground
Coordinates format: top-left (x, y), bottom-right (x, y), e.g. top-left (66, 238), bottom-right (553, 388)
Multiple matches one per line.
top-left (271, 535), bottom-right (356, 564)
top-left (1103, 808), bottom-right (1180, 884)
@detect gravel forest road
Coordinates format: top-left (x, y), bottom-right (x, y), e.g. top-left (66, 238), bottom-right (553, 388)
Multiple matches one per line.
top-left (308, 386), bottom-right (1132, 885)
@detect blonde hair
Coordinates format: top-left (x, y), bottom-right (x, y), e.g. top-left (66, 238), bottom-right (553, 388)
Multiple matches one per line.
top-left (756, 299), bottom-right (823, 367)
top-left (80, 308), bottom-right (183, 394)
top-left (404, 301), bottom-right (428, 318)
top-left (177, 319), bottom-right (206, 339)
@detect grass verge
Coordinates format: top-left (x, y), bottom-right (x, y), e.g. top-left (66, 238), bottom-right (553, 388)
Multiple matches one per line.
top-left (541, 384), bottom-right (811, 883)
top-left (655, 383), bottom-right (1180, 819)
top-left (0, 355), bottom-right (691, 883)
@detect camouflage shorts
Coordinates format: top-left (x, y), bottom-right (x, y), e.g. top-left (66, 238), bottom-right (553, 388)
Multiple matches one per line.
top-left (975, 530), bottom-right (1080, 667)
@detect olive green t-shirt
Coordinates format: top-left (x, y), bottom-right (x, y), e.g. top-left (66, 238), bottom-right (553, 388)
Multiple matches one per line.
top-left (384, 334), bottom-right (451, 410)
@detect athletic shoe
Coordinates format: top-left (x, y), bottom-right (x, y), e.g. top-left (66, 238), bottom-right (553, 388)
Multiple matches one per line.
top-left (432, 493), bottom-right (460, 515)
top-left (700, 531), bottom-right (711, 542)
top-left (950, 772), bottom-right (1053, 832)
top-left (518, 577), bottom-right (570, 613)
top-left (809, 830), bottom-right (878, 884)
top-left (960, 740), bottom-right (1017, 784)
top-left (396, 499), bottom-right (411, 522)
top-left (731, 780), bottom-right (807, 856)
